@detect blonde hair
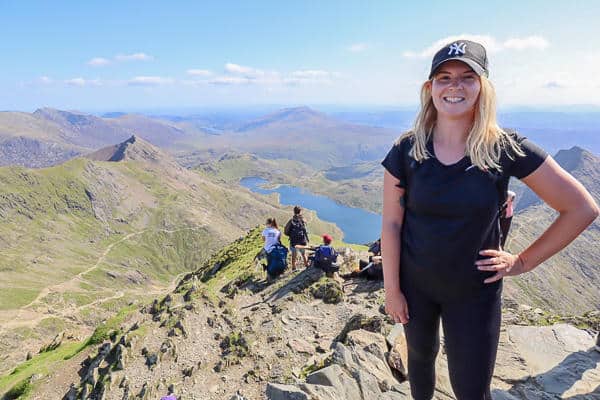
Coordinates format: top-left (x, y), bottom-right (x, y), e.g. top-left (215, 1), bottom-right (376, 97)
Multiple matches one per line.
top-left (400, 76), bottom-right (524, 171)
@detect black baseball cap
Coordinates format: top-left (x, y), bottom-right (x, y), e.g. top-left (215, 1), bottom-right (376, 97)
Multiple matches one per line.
top-left (429, 40), bottom-right (489, 79)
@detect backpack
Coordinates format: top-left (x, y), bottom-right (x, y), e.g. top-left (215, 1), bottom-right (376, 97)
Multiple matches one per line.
top-left (368, 240), bottom-right (381, 256)
top-left (266, 243), bottom-right (288, 278)
top-left (313, 245), bottom-right (338, 273)
top-left (285, 218), bottom-right (307, 245)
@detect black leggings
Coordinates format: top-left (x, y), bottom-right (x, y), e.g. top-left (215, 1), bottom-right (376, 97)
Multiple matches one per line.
top-left (401, 282), bottom-right (502, 400)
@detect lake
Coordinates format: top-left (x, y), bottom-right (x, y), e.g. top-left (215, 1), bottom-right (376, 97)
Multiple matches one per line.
top-left (240, 176), bottom-right (381, 244)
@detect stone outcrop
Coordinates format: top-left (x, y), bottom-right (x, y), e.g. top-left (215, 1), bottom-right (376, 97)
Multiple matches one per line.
top-left (270, 323), bottom-right (600, 400)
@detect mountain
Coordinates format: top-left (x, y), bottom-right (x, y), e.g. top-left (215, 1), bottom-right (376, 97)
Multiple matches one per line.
top-left (517, 146), bottom-right (600, 211)
top-left (32, 108), bottom-right (132, 149)
top-left (189, 106), bottom-right (400, 169)
top-left (0, 110), bottom-right (87, 167)
top-left (0, 109), bottom-right (205, 168)
top-left (502, 146), bottom-right (600, 314)
top-left (0, 136), bottom-right (340, 375)
top-left (108, 114), bottom-right (198, 148)
top-left (0, 136), bottom-right (80, 168)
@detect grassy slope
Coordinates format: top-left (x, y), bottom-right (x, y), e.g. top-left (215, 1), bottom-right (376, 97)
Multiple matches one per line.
top-left (0, 157), bottom-right (221, 374)
top-left (0, 227), bottom-right (365, 398)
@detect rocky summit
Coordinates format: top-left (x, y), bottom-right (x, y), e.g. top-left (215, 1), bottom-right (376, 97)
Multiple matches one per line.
top-left (2, 228), bottom-right (597, 399)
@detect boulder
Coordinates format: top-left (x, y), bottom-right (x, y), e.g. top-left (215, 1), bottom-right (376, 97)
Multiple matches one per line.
top-left (266, 383), bottom-right (309, 400)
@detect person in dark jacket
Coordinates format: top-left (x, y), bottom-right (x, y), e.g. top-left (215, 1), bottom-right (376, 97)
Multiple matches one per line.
top-left (284, 205), bottom-right (309, 270)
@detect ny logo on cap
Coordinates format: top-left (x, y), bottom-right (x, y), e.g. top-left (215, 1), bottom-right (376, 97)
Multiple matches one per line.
top-left (448, 42), bottom-right (466, 56)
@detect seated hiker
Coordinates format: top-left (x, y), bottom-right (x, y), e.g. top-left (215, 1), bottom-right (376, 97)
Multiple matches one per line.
top-left (254, 218), bottom-right (288, 280)
top-left (500, 190), bottom-right (516, 249)
top-left (343, 238), bottom-right (384, 280)
top-left (302, 234), bottom-right (339, 277)
top-left (264, 242), bottom-right (288, 281)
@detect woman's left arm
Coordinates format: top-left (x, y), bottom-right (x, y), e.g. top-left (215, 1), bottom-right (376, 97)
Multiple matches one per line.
top-left (478, 156), bottom-right (599, 283)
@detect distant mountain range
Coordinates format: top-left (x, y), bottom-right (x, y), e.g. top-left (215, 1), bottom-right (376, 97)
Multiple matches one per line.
top-left (1, 106), bottom-right (598, 171)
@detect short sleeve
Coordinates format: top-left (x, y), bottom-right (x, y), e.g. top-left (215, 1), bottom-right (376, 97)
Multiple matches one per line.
top-left (381, 137), bottom-right (410, 188)
top-left (507, 132), bottom-right (548, 179)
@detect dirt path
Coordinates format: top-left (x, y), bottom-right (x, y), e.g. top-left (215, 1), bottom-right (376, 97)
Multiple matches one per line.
top-left (0, 227), bottom-right (203, 333)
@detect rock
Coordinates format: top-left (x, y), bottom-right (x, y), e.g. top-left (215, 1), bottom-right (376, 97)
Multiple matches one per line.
top-left (138, 382), bottom-right (151, 399)
top-left (346, 330), bottom-right (388, 356)
top-left (182, 365), bottom-right (194, 377)
top-left (145, 352), bottom-right (159, 369)
top-left (288, 338), bottom-right (314, 354)
top-left (266, 383), bottom-right (309, 400)
top-left (39, 332), bottom-right (64, 353)
top-left (305, 364), bottom-right (361, 400)
top-left (113, 344), bottom-right (127, 370)
top-left (333, 313), bottom-right (385, 344)
top-left (26, 351), bottom-right (33, 360)
top-left (63, 384), bottom-right (77, 400)
top-left (498, 324), bottom-right (600, 398)
top-left (386, 324), bottom-right (404, 347)
top-left (387, 326), bottom-right (408, 379)
top-left (184, 284), bottom-right (198, 302)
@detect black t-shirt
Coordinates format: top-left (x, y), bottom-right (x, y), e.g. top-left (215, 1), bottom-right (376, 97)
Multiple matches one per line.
top-left (381, 131), bottom-right (547, 301)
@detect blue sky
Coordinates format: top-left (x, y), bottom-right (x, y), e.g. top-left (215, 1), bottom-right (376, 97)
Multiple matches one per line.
top-left (2, 0), bottom-right (600, 111)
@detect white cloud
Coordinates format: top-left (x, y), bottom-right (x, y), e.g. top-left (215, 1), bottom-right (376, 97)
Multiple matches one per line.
top-left (209, 76), bottom-right (252, 85)
top-left (223, 63), bottom-right (268, 80)
top-left (39, 76), bottom-right (53, 84)
top-left (291, 70), bottom-right (330, 79)
top-left (208, 65), bottom-right (340, 87)
top-left (115, 52), bottom-right (153, 62)
top-left (127, 76), bottom-right (173, 86)
top-left (88, 57), bottom-right (111, 66)
top-left (503, 36), bottom-right (549, 50)
top-left (224, 63), bottom-right (255, 75)
top-left (403, 35), bottom-right (550, 58)
top-left (186, 69), bottom-right (212, 77)
top-left (65, 78), bottom-right (85, 86)
top-left (347, 43), bottom-right (368, 53)
top-left (64, 78), bottom-right (102, 87)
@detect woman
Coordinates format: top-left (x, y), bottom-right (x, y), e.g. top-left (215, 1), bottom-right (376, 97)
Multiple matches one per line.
top-left (381, 39), bottom-right (598, 400)
top-left (261, 217), bottom-right (281, 254)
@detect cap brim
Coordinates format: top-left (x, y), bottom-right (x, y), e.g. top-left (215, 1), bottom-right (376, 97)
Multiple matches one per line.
top-left (429, 57), bottom-right (487, 79)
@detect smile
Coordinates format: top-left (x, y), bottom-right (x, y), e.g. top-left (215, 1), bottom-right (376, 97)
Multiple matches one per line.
top-left (443, 96), bottom-right (465, 103)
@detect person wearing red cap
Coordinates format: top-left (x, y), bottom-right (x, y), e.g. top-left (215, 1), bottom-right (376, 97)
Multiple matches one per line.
top-left (381, 39), bottom-right (598, 399)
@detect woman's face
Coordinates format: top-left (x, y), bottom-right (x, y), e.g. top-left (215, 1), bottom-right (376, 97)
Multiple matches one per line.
top-left (430, 60), bottom-right (481, 119)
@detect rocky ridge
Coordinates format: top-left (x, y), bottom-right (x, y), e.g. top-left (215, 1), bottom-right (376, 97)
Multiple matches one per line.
top-left (3, 228), bottom-right (598, 399)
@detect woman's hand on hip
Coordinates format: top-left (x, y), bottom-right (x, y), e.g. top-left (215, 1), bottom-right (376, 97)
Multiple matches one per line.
top-left (385, 290), bottom-right (410, 324)
top-left (476, 249), bottom-right (527, 283)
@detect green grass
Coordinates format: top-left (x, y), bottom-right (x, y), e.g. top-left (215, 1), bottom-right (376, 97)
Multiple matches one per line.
top-left (0, 288), bottom-right (39, 311)
top-left (0, 341), bottom-right (84, 396)
top-left (87, 304), bottom-right (138, 346)
top-left (0, 302), bottom-right (143, 397)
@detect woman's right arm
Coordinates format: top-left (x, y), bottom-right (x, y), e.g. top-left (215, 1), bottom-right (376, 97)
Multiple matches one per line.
top-left (382, 170), bottom-right (409, 323)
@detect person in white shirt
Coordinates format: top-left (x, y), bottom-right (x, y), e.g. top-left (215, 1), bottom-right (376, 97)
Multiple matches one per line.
top-left (261, 218), bottom-right (281, 253)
